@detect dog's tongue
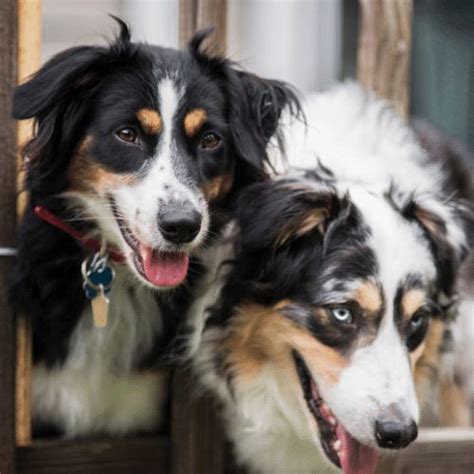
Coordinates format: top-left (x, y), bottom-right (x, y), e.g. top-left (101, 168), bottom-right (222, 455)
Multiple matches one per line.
top-left (336, 425), bottom-right (379, 474)
top-left (140, 245), bottom-right (189, 287)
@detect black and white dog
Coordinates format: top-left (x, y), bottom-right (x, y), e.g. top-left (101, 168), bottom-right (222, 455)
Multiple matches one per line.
top-left (190, 84), bottom-right (474, 474)
top-left (11, 19), bottom-right (300, 437)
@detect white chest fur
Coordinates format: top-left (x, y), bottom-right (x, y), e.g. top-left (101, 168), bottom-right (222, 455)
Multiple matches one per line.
top-left (32, 267), bottom-right (168, 437)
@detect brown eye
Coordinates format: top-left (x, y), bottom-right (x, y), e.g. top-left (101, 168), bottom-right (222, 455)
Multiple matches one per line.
top-left (116, 127), bottom-right (138, 143)
top-left (200, 132), bottom-right (221, 150)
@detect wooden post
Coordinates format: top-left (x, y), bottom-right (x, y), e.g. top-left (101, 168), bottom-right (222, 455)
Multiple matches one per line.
top-left (170, 370), bottom-right (227, 474)
top-left (357, 0), bottom-right (413, 120)
top-left (179, 0), bottom-right (197, 49)
top-left (15, 0), bottom-right (41, 448)
top-left (179, 0), bottom-right (227, 55)
top-left (0, 0), bottom-right (19, 472)
top-left (172, 3), bottom-right (228, 472)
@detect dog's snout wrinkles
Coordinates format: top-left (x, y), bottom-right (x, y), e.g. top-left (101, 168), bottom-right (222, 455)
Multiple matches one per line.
top-left (158, 204), bottom-right (202, 244)
top-left (374, 418), bottom-right (418, 449)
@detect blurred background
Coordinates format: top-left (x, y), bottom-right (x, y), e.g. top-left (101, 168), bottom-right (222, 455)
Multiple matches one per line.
top-left (42, 0), bottom-right (474, 154)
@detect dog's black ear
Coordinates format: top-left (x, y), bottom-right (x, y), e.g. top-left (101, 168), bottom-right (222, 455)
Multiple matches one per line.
top-left (189, 30), bottom-right (302, 179)
top-left (12, 18), bottom-right (133, 196)
top-left (237, 179), bottom-right (341, 251)
top-left (12, 18), bottom-right (131, 120)
top-left (12, 46), bottom-right (103, 120)
top-left (402, 196), bottom-right (474, 295)
top-left (226, 69), bottom-right (301, 174)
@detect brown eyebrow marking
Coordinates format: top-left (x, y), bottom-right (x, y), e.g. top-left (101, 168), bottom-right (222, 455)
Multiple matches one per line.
top-left (353, 281), bottom-right (383, 314)
top-left (136, 108), bottom-right (162, 135)
top-left (402, 288), bottom-right (426, 321)
top-left (184, 108), bottom-right (207, 137)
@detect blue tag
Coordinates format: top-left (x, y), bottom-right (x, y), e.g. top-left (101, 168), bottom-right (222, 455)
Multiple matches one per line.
top-left (88, 265), bottom-right (114, 288)
top-left (82, 254), bottom-right (115, 300)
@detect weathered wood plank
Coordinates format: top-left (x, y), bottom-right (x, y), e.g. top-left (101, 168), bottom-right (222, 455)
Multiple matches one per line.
top-left (171, 369), bottom-right (227, 474)
top-left (15, 0), bottom-right (41, 449)
top-left (179, 0), bottom-right (227, 54)
top-left (357, 0), bottom-right (413, 120)
top-left (196, 0), bottom-right (227, 55)
top-left (173, 3), bottom-right (228, 472)
top-left (0, 0), bottom-right (19, 472)
top-left (17, 437), bottom-right (170, 474)
top-left (378, 428), bottom-right (474, 474)
top-left (179, 0), bottom-right (197, 48)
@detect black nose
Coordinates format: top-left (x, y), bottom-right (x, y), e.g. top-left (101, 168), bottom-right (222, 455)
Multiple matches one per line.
top-left (375, 419), bottom-right (418, 449)
top-left (158, 206), bottom-right (202, 244)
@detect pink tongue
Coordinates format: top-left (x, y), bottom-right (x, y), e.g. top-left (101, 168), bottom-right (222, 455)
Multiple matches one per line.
top-left (336, 425), bottom-right (379, 474)
top-left (139, 245), bottom-right (189, 287)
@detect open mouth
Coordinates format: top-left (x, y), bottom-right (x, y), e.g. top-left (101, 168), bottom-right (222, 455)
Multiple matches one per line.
top-left (110, 199), bottom-right (189, 287)
top-left (293, 351), bottom-right (379, 474)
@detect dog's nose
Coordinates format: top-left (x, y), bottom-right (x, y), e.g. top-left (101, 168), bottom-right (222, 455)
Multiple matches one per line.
top-left (374, 419), bottom-right (418, 449)
top-left (158, 206), bottom-right (202, 244)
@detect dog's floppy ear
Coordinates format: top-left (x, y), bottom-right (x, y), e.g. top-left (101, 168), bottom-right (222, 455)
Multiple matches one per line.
top-left (403, 195), bottom-right (474, 295)
top-left (13, 18), bottom-right (131, 120)
top-left (226, 69), bottom-right (301, 170)
top-left (189, 30), bottom-right (302, 179)
top-left (237, 178), bottom-right (341, 251)
top-left (12, 18), bottom-right (133, 196)
top-left (12, 46), bottom-right (103, 120)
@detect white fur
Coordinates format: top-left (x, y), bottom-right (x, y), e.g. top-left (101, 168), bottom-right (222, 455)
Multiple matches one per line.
top-left (184, 222), bottom-right (237, 358)
top-left (191, 83), bottom-right (468, 473)
top-left (32, 267), bottom-right (168, 437)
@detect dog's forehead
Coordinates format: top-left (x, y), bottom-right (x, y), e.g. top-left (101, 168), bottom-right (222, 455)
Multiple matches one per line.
top-left (319, 187), bottom-right (437, 305)
top-left (94, 45), bottom-right (224, 128)
top-left (349, 188), bottom-right (437, 301)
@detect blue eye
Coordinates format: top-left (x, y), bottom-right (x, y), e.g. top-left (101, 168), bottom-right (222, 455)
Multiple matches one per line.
top-left (409, 313), bottom-right (425, 331)
top-left (331, 307), bottom-right (353, 323)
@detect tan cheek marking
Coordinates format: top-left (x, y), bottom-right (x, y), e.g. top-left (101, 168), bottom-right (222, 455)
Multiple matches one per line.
top-left (353, 281), bottom-right (383, 314)
top-left (201, 173), bottom-right (234, 201)
top-left (410, 341), bottom-right (425, 368)
top-left (68, 136), bottom-right (138, 193)
top-left (414, 319), bottom-right (444, 403)
top-left (184, 108), bottom-right (207, 137)
top-left (402, 289), bottom-right (426, 321)
top-left (223, 302), bottom-right (348, 386)
top-left (438, 374), bottom-right (472, 427)
top-left (136, 108), bottom-right (162, 135)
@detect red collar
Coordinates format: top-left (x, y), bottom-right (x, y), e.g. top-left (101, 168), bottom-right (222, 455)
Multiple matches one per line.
top-left (34, 205), bottom-right (126, 264)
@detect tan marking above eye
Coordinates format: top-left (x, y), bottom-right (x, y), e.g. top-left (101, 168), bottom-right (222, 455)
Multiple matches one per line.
top-left (402, 288), bottom-right (426, 321)
top-left (184, 108), bottom-right (207, 137)
top-left (353, 281), bottom-right (383, 314)
top-left (136, 108), bottom-right (162, 135)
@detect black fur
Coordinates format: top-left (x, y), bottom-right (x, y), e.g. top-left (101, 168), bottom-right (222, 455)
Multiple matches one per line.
top-left (207, 176), bottom-right (381, 352)
top-left (207, 164), bottom-right (472, 356)
top-left (10, 19), bottom-right (302, 367)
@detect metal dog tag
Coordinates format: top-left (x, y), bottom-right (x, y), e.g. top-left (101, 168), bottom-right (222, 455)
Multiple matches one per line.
top-left (81, 250), bottom-right (115, 328)
top-left (91, 287), bottom-right (110, 328)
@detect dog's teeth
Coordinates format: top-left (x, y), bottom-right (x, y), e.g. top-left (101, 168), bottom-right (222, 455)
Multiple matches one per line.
top-left (328, 416), bottom-right (336, 426)
top-left (333, 440), bottom-right (342, 451)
